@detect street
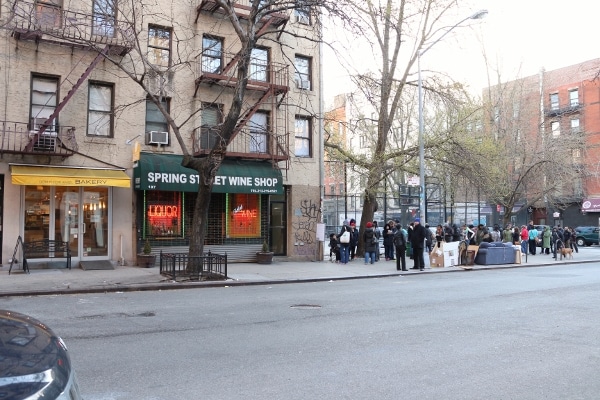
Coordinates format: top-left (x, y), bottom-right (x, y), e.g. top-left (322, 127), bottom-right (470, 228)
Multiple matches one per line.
top-left (3, 262), bottom-right (600, 399)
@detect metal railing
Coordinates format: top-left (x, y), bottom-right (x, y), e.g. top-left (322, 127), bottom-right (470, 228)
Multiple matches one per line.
top-left (0, 121), bottom-right (77, 156)
top-left (159, 251), bottom-right (228, 281)
top-left (192, 126), bottom-right (288, 160)
top-left (10, 0), bottom-right (134, 48)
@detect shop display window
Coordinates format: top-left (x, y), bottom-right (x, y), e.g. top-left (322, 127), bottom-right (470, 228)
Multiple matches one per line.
top-left (144, 191), bottom-right (182, 237)
top-left (227, 193), bottom-right (261, 238)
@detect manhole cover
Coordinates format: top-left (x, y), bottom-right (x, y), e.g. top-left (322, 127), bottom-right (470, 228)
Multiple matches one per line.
top-left (290, 304), bottom-right (322, 309)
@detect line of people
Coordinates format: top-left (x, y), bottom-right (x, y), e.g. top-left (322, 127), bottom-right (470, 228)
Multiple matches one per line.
top-left (329, 217), bottom-right (431, 272)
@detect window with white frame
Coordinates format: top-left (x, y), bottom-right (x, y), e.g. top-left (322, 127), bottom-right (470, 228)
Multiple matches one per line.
top-left (573, 148), bottom-right (581, 160)
top-left (294, 116), bottom-right (312, 157)
top-left (549, 93), bottom-right (559, 110)
top-left (249, 111), bottom-right (268, 153)
top-left (294, 55), bottom-right (311, 90)
top-left (569, 89), bottom-right (579, 107)
top-left (202, 36), bottom-right (223, 74)
top-left (571, 118), bottom-right (580, 133)
top-left (295, 1), bottom-right (311, 24)
top-left (92, 0), bottom-right (116, 37)
top-left (148, 26), bottom-right (171, 68)
top-left (31, 75), bottom-right (58, 132)
top-left (551, 121), bottom-right (560, 137)
top-left (513, 101), bottom-right (519, 118)
top-left (88, 82), bottom-right (113, 137)
top-left (145, 97), bottom-right (169, 137)
top-left (250, 48), bottom-right (268, 82)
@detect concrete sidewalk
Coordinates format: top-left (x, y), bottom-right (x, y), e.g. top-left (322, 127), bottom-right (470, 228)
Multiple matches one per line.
top-left (0, 249), bottom-right (596, 297)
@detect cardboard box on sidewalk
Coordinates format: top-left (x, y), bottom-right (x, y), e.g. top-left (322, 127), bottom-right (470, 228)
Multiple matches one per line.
top-left (442, 241), bottom-right (460, 267)
top-left (430, 252), bottom-right (444, 267)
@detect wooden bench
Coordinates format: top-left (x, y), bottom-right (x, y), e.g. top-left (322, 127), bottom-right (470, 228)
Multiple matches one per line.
top-left (22, 239), bottom-right (72, 272)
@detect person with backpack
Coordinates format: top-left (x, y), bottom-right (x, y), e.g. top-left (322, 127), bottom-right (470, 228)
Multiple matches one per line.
top-left (394, 225), bottom-right (407, 271)
top-left (363, 222), bottom-right (378, 265)
top-left (337, 220), bottom-right (352, 265)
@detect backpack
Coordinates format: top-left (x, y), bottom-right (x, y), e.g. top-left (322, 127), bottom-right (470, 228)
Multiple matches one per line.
top-left (394, 230), bottom-right (406, 247)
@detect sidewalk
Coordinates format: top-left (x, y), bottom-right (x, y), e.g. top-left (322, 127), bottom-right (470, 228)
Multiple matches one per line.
top-left (0, 249), bottom-right (596, 297)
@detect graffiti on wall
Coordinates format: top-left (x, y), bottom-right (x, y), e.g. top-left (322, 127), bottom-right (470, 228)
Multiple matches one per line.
top-left (292, 198), bottom-right (320, 256)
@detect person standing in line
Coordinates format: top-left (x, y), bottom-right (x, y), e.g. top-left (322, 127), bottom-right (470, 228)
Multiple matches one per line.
top-left (373, 221), bottom-right (381, 261)
top-left (410, 218), bottom-right (427, 271)
top-left (337, 220), bottom-right (351, 265)
top-left (512, 227), bottom-right (521, 245)
top-left (551, 226), bottom-right (563, 260)
top-left (542, 226), bottom-right (552, 255)
top-left (394, 225), bottom-right (407, 271)
top-left (503, 224), bottom-right (513, 243)
top-left (520, 225), bottom-right (529, 256)
top-left (383, 222), bottom-right (395, 261)
top-left (425, 223), bottom-right (433, 253)
top-left (349, 219), bottom-right (359, 261)
top-left (568, 227), bottom-right (579, 253)
top-left (363, 222), bottom-right (378, 265)
top-left (528, 225), bottom-right (538, 255)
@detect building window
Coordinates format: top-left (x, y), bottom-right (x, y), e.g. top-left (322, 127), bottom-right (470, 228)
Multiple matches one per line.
top-left (493, 107), bottom-right (500, 122)
top-left (295, 1), bottom-right (311, 25)
top-left (249, 111), bottom-right (268, 153)
top-left (148, 26), bottom-right (171, 68)
top-left (294, 116), bottom-right (312, 157)
top-left (573, 149), bottom-right (581, 160)
top-left (551, 121), bottom-right (560, 137)
top-left (31, 75), bottom-right (58, 131)
top-left (202, 36), bottom-right (223, 74)
top-left (571, 118), bottom-right (580, 133)
top-left (88, 82), bottom-right (113, 137)
top-left (330, 184), bottom-right (335, 195)
top-left (200, 103), bottom-right (222, 150)
top-left (513, 101), bottom-right (519, 118)
top-left (294, 55), bottom-right (311, 90)
top-left (339, 183), bottom-right (344, 195)
top-left (145, 97), bottom-right (169, 137)
top-left (250, 48), bottom-right (268, 82)
top-left (549, 93), bottom-right (559, 110)
top-left (569, 89), bottom-right (579, 107)
top-left (92, 0), bottom-right (116, 37)
top-left (36, 0), bottom-right (62, 28)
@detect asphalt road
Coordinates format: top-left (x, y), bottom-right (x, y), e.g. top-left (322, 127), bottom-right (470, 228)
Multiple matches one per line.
top-left (3, 262), bottom-right (600, 400)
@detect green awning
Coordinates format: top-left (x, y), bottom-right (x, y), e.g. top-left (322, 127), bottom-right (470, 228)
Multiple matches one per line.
top-left (134, 153), bottom-right (283, 194)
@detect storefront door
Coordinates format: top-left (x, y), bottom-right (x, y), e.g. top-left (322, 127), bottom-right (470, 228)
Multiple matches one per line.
top-left (270, 200), bottom-right (286, 255)
top-left (82, 188), bottom-right (108, 258)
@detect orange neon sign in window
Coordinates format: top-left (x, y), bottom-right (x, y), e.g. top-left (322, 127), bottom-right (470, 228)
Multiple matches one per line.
top-left (228, 194), bottom-right (260, 238)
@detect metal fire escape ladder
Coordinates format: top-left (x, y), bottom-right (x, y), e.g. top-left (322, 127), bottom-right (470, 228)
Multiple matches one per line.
top-left (231, 89), bottom-right (274, 139)
top-left (27, 46), bottom-right (110, 151)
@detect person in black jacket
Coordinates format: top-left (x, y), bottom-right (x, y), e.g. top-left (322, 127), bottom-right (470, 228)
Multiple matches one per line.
top-left (410, 218), bottom-right (427, 271)
top-left (349, 219), bottom-right (359, 261)
top-left (394, 226), bottom-right (407, 271)
top-left (337, 220), bottom-right (351, 264)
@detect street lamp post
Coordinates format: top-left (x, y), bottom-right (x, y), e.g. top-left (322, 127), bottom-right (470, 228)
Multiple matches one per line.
top-left (417, 9), bottom-right (488, 223)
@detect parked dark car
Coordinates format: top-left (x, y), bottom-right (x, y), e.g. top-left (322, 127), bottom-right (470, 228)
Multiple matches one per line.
top-left (0, 309), bottom-right (83, 400)
top-left (574, 226), bottom-right (599, 246)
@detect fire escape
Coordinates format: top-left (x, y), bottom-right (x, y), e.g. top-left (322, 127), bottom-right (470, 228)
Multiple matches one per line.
top-left (194, 0), bottom-right (290, 171)
top-left (3, 0), bottom-right (133, 157)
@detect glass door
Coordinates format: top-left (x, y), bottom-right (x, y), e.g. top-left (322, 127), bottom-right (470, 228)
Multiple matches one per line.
top-left (82, 188), bottom-right (108, 257)
top-left (55, 187), bottom-right (79, 258)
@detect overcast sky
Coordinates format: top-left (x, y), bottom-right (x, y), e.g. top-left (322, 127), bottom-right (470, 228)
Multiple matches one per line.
top-left (323, 0), bottom-right (600, 104)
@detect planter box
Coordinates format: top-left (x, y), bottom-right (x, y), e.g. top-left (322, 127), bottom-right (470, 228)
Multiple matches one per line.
top-left (137, 254), bottom-right (156, 268)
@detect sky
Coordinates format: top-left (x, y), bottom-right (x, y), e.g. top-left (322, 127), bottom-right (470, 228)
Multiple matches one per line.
top-left (322, 0), bottom-right (600, 105)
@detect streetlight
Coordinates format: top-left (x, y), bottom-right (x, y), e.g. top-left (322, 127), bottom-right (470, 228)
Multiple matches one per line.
top-left (417, 9), bottom-right (488, 223)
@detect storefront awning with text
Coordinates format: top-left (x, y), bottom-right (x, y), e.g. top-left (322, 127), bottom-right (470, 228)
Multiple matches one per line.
top-left (134, 153), bottom-right (283, 194)
top-left (11, 165), bottom-right (131, 187)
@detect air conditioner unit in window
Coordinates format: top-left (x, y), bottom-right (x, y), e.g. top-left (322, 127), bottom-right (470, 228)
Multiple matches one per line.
top-left (296, 80), bottom-right (310, 90)
top-left (29, 117), bottom-right (57, 137)
top-left (149, 131), bottom-right (169, 145)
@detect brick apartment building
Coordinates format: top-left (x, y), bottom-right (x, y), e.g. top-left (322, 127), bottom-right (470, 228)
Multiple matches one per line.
top-left (0, 1), bottom-right (323, 266)
top-left (485, 58), bottom-right (600, 227)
